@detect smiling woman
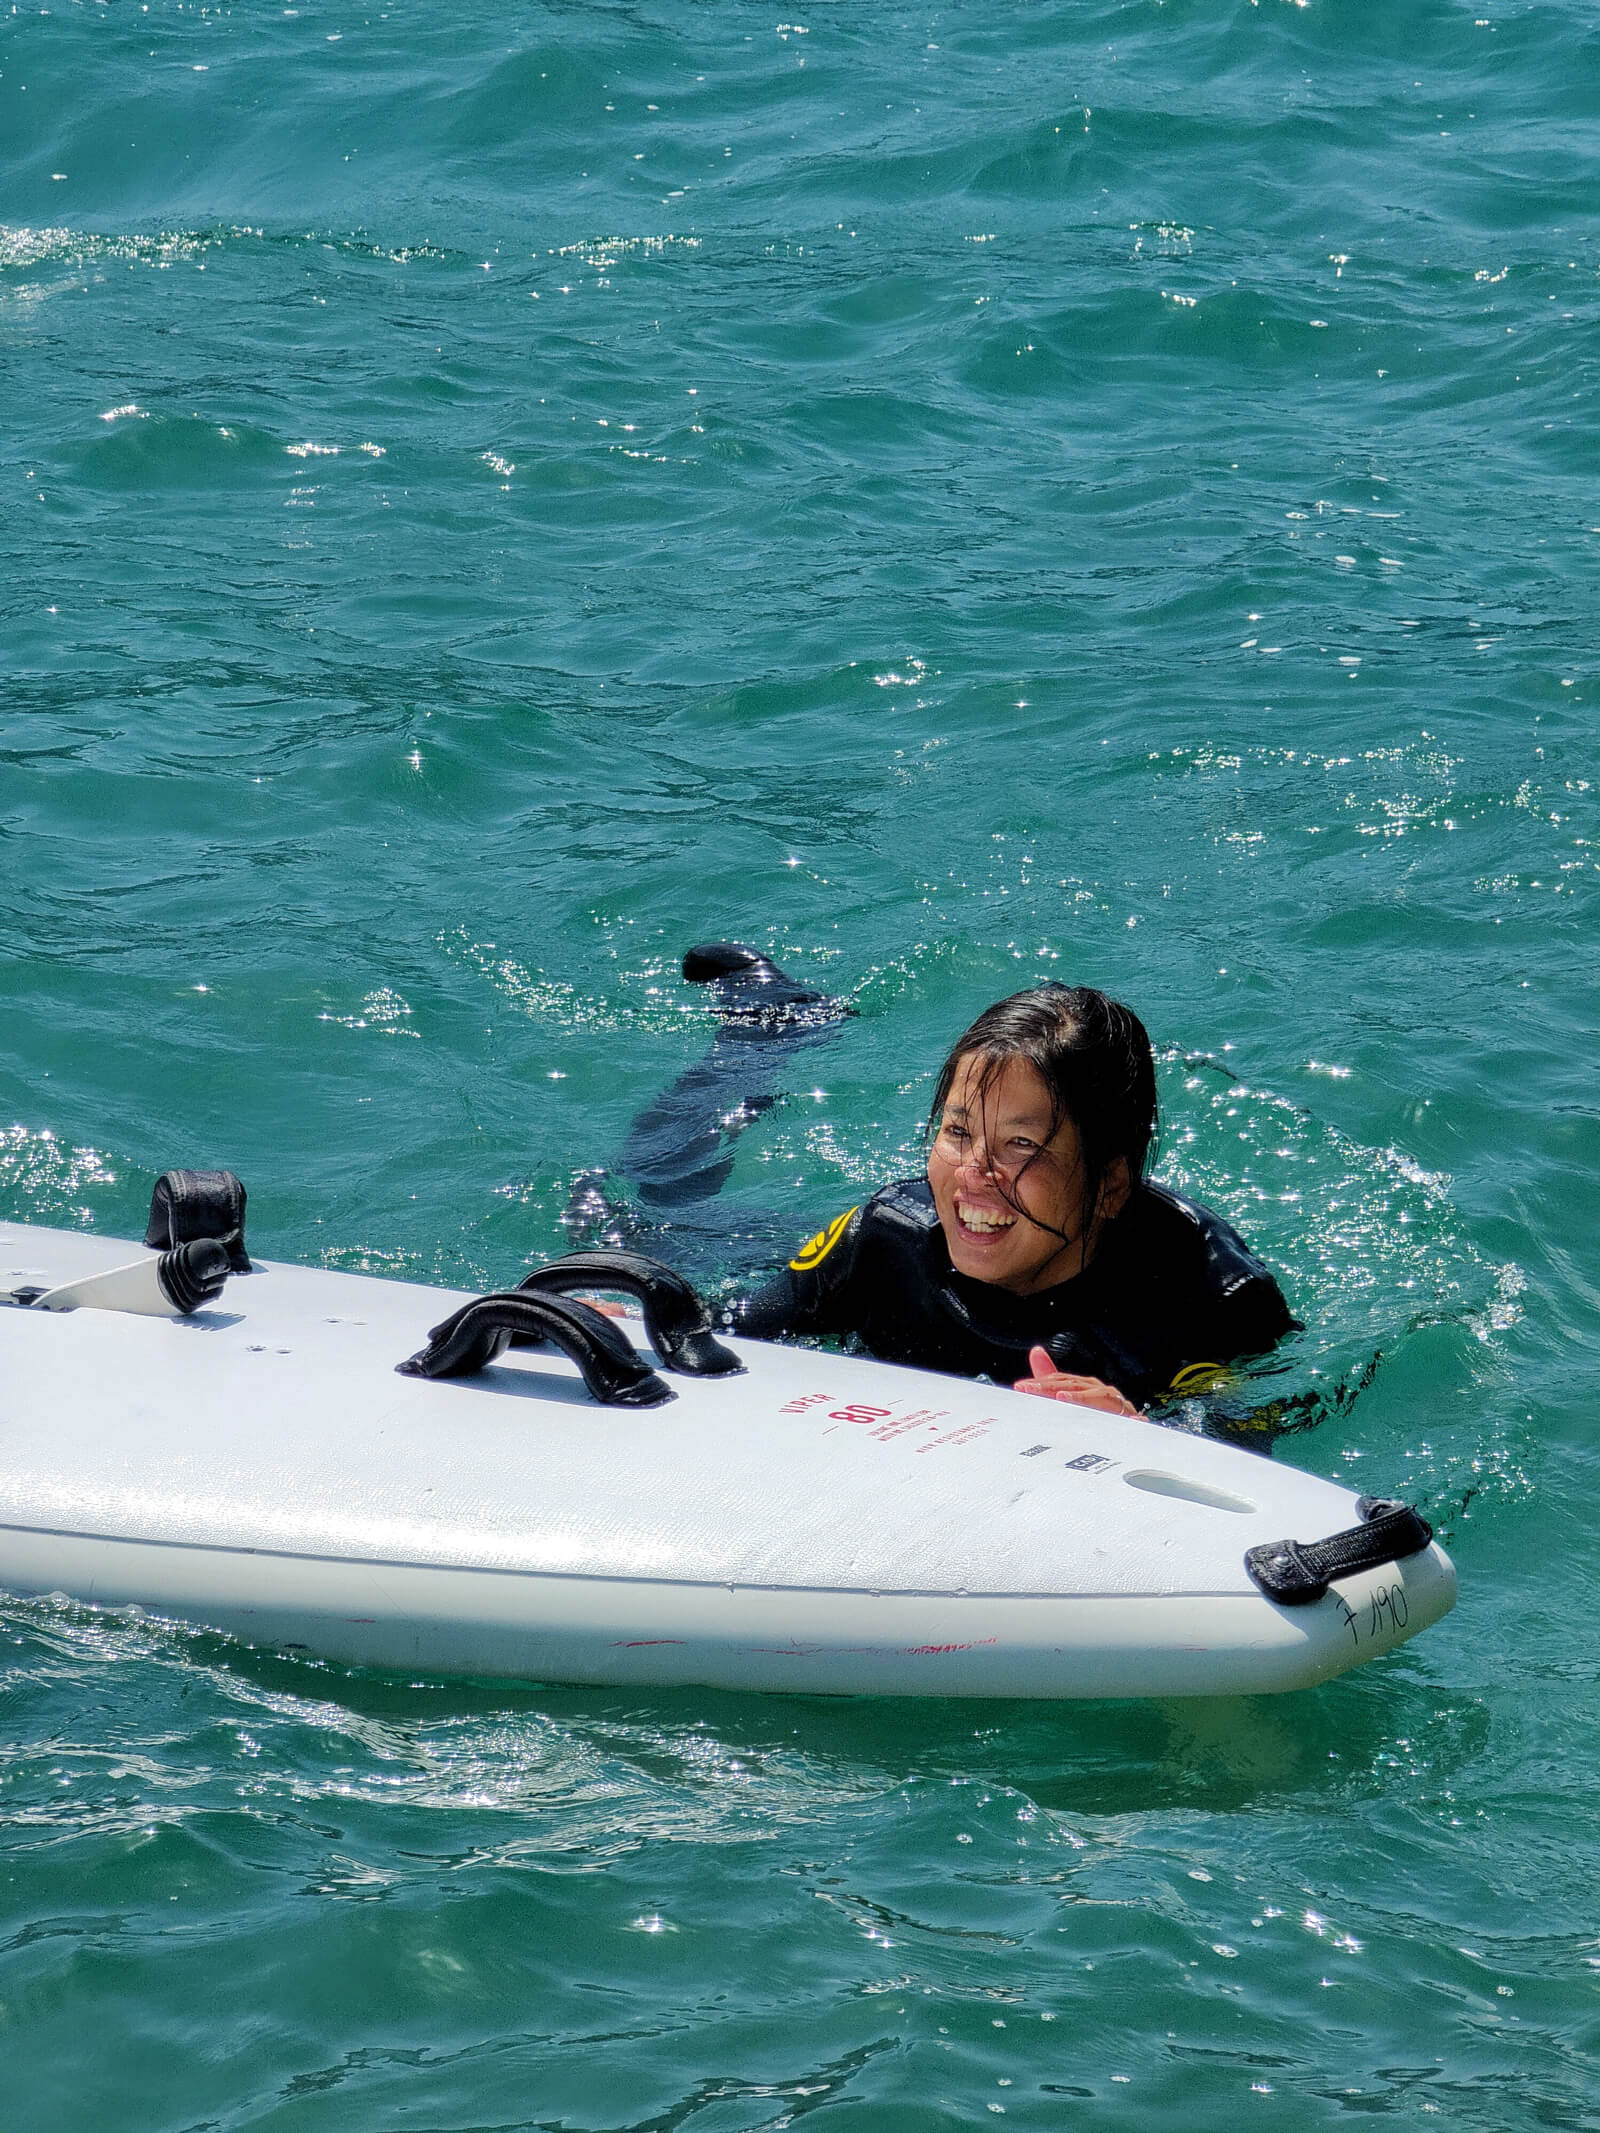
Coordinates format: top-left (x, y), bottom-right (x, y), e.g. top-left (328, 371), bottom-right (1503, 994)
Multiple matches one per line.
top-left (925, 988), bottom-right (1156, 1296)
top-left (728, 985), bottom-right (1299, 1418)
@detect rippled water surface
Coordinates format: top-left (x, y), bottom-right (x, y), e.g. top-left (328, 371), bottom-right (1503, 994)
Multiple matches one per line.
top-left (3, 1), bottom-right (1598, 2125)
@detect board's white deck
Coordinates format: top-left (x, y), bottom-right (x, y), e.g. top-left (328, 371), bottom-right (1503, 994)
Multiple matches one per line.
top-left (0, 1225), bottom-right (1457, 1696)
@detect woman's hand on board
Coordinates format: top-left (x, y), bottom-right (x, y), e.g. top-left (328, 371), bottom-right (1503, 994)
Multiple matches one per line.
top-left (1013, 1346), bottom-right (1142, 1417)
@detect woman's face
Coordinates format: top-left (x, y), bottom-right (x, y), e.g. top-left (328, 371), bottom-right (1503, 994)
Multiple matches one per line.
top-left (927, 1052), bottom-right (1127, 1295)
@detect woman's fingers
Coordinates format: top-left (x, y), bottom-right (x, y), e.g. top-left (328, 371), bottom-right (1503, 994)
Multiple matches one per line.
top-left (1012, 1362), bottom-right (1141, 1417)
top-left (1078, 1383), bottom-right (1141, 1417)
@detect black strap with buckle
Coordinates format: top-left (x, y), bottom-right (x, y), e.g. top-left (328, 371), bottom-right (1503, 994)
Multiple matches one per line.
top-left (1245, 1496), bottom-right (1433, 1605)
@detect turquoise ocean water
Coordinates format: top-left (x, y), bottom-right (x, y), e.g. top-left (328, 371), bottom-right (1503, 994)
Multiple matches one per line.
top-left (3, 1), bottom-right (1598, 2122)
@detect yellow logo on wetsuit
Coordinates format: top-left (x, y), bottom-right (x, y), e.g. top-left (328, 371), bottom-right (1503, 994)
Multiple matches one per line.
top-left (790, 1207), bottom-right (859, 1273)
top-left (1165, 1360), bottom-right (1231, 1397)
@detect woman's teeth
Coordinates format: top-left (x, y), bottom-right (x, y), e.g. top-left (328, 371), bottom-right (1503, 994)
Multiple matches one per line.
top-left (957, 1202), bottom-right (1015, 1233)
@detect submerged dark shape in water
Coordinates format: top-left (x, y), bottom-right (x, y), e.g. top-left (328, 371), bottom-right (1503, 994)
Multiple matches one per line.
top-left (567, 942), bottom-right (852, 1264)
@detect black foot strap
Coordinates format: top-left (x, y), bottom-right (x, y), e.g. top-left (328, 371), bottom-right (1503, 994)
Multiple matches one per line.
top-left (157, 1238), bottom-right (233, 1315)
top-left (1245, 1496), bottom-right (1434, 1606)
top-left (398, 1291), bottom-right (674, 1407)
top-left (146, 1169), bottom-right (252, 1273)
top-left (516, 1249), bottom-right (744, 1377)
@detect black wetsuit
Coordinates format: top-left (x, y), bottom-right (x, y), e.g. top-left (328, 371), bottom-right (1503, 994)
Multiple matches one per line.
top-left (727, 1177), bottom-right (1297, 1410)
top-left (573, 945), bottom-right (1298, 1413)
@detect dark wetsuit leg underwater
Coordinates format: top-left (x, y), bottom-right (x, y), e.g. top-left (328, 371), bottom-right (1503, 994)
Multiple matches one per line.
top-left (563, 943), bottom-right (853, 1283)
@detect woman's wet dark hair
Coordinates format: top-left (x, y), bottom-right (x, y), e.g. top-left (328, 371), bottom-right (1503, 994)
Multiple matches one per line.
top-left (927, 985), bottom-right (1159, 1245)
